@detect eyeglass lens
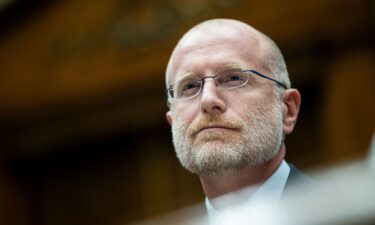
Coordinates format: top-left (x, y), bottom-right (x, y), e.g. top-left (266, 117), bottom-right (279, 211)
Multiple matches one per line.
top-left (173, 69), bottom-right (249, 100)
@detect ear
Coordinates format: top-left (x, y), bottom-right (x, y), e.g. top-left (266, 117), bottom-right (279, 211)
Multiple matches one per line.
top-left (166, 111), bottom-right (173, 125)
top-left (282, 89), bottom-right (301, 135)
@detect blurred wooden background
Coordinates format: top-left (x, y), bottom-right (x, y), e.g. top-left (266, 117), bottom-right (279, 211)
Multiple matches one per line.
top-left (0, 0), bottom-right (374, 225)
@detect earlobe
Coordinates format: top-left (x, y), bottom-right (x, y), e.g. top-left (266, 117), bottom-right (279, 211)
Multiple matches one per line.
top-left (166, 111), bottom-right (173, 125)
top-left (282, 89), bottom-right (301, 135)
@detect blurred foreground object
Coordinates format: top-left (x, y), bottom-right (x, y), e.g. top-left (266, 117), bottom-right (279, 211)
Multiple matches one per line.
top-left (131, 158), bottom-right (375, 225)
top-left (281, 160), bottom-right (375, 225)
top-left (368, 132), bottom-right (375, 171)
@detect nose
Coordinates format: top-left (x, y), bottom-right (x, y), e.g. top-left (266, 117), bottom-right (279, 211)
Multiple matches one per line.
top-left (200, 78), bottom-right (227, 114)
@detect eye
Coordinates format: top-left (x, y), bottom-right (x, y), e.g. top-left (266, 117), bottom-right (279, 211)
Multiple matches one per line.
top-left (182, 82), bottom-right (200, 91)
top-left (220, 71), bottom-right (247, 87)
top-left (176, 79), bottom-right (202, 98)
top-left (227, 74), bottom-right (243, 81)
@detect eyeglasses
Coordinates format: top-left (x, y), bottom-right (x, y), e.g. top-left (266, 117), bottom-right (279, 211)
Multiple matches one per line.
top-left (166, 69), bottom-right (288, 102)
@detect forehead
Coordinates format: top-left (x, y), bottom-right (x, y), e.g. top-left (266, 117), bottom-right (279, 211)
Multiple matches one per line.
top-left (168, 27), bottom-right (261, 84)
top-left (179, 24), bottom-right (244, 49)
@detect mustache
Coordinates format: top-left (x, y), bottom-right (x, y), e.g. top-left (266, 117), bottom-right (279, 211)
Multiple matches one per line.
top-left (187, 115), bottom-right (243, 137)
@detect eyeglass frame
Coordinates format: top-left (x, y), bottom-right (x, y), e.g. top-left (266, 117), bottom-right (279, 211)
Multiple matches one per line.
top-left (166, 69), bottom-right (288, 103)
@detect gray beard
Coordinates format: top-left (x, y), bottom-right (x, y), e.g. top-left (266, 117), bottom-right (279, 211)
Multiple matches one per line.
top-left (171, 101), bottom-right (283, 176)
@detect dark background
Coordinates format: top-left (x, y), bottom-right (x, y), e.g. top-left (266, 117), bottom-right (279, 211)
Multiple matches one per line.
top-left (0, 0), bottom-right (374, 224)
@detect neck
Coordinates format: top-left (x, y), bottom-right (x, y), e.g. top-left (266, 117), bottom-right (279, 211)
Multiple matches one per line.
top-left (199, 144), bottom-right (286, 199)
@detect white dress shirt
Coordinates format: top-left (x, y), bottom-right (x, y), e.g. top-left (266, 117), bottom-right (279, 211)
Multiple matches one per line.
top-left (205, 160), bottom-right (290, 225)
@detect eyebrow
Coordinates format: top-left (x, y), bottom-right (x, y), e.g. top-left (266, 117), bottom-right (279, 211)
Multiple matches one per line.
top-left (179, 63), bottom-right (245, 77)
top-left (176, 72), bottom-right (196, 82)
top-left (221, 62), bottom-right (245, 70)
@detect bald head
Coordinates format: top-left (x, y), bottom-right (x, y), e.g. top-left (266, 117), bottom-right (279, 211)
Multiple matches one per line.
top-left (165, 19), bottom-right (301, 179)
top-left (166, 19), bottom-right (290, 91)
top-left (173, 19), bottom-right (260, 53)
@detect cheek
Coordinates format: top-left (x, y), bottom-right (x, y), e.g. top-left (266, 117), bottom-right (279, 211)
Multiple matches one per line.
top-left (231, 90), bottom-right (277, 116)
top-left (172, 102), bottom-right (200, 123)
top-left (241, 87), bottom-right (276, 104)
top-left (228, 92), bottom-right (260, 113)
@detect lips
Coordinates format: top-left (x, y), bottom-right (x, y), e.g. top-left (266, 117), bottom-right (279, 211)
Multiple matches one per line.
top-left (194, 125), bottom-right (239, 136)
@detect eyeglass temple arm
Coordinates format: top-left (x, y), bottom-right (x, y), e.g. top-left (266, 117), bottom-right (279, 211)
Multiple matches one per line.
top-left (246, 70), bottom-right (288, 89)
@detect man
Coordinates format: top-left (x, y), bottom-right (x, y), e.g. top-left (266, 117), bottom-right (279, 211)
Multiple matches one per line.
top-left (165, 18), bottom-right (307, 224)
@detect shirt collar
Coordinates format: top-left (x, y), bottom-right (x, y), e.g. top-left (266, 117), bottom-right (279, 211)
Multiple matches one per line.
top-left (205, 160), bottom-right (290, 224)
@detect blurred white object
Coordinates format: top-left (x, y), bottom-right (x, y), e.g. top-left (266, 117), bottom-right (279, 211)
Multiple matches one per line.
top-left (280, 161), bottom-right (375, 225)
top-left (130, 159), bottom-right (375, 225)
top-left (368, 131), bottom-right (375, 172)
